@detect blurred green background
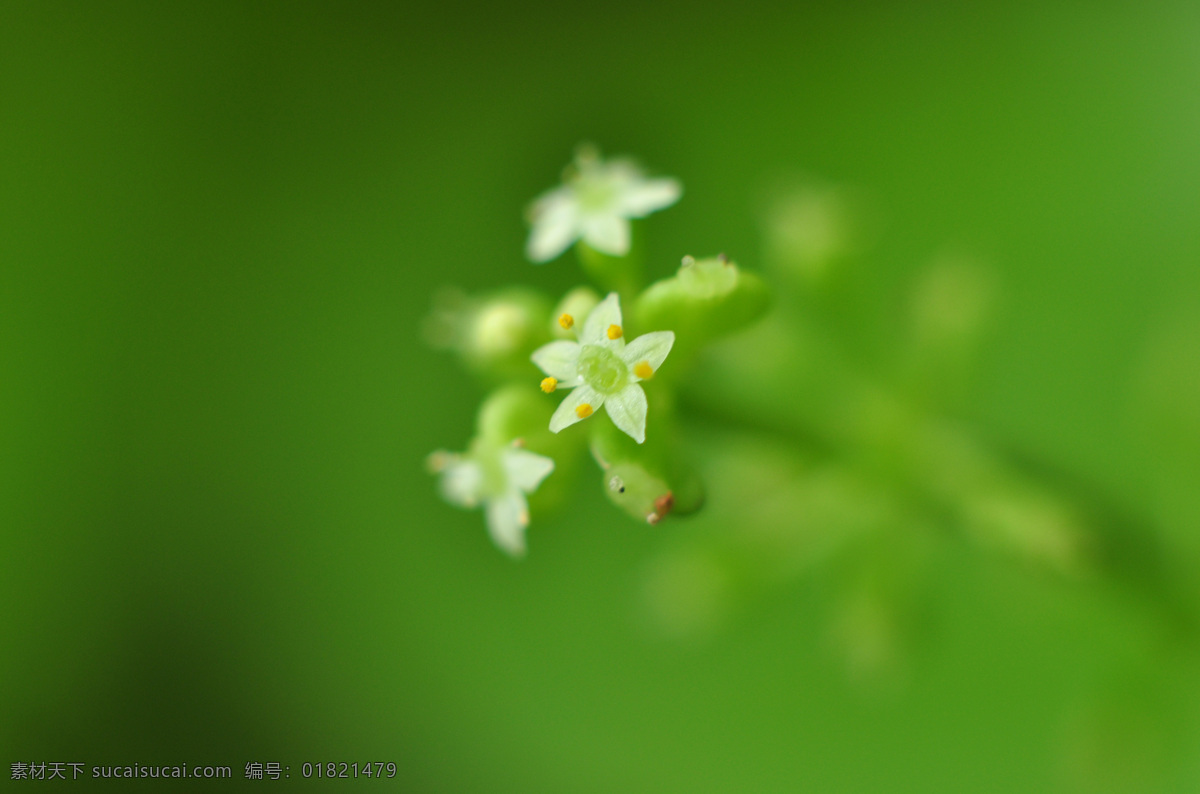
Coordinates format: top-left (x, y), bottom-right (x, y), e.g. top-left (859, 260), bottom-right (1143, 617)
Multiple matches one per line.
top-left (3, 0), bottom-right (1200, 790)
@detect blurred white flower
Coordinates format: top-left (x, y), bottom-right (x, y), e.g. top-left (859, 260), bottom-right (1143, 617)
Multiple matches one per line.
top-left (531, 292), bottom-right (674, 444)
top-left (427, 439), bottom-right (554, 557)
top-left (525, 146), bottom-right (681, 263)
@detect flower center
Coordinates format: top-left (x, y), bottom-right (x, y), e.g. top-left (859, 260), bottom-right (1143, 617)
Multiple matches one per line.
top-left (577, 344), bottom-right (628, 394)
top-left (574, 178), bottom-right (618, 213)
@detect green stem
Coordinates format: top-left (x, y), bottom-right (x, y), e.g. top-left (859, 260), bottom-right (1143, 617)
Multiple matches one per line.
top-left (679, 317), bottom-right (1200, 639)
top-left (576, 238), bottom-right (644, 301)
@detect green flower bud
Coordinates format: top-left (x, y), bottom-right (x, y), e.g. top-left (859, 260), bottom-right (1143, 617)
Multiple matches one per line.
top-left (909, 257), bottom-right (994, 349)
top-left (961, 484), bottom-right (1091, 577)
top-left (423, 287), bottom-right (552, 380)
top-left (901, 257), bottom-right (996, 410)
top-left (603, 462), bottom-right (675, 524)
top-left (590, 416), bottom-right (704, 523)
top-left (634, 254), bottom-right (771, 362)
top-left (761, 184), bottom-right (870, 287)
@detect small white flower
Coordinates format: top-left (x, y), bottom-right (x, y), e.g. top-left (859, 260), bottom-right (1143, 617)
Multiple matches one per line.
top-left (427, 439), bottom-right (555, 557)
top-left (531, 293), bottom-right (674, 444)
top-left (526, 146), bottom-right (682, 263)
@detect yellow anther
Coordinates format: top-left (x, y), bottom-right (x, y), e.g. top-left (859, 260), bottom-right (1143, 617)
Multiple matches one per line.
top-left (607, 324), bottom-right (623, 340)
top-left (575, 403), bottom-right (594, 419)
top-left (634, 361), bottom-right (654, 380)
top-left (540, 377), bottom-right (558, 393)
top-left (558, 313), bottom-right (574, 330)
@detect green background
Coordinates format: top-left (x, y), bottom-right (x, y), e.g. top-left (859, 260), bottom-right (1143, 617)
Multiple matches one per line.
top-left (3, 0), bottom-right (1199, 790)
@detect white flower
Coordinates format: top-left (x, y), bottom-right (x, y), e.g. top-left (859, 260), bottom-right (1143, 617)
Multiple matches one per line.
top-left (427, 439), bottom-right (555, 557)
top-left (531, 293), bottom-right (674, 444)
top-left (525, 146), bottom-right (682, 263)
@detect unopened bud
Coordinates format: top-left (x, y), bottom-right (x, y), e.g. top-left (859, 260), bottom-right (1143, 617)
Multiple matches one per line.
top-left (634, 255), bottom-right (770, 356)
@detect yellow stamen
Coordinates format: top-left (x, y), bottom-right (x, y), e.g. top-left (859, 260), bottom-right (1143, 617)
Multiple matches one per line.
top-left (558, 313), bottom-right (574, 330)
top-left (575, 403), bottom-right (594, 419)
top-left (634, 361), bottom-right (654, 380)
top-left (607, 324), bottom-right (623, 340)
top-left (540, 376), bottom-right (558, 393)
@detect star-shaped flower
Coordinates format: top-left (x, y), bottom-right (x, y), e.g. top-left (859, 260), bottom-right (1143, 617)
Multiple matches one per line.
top-left (531, 293), bottom-right (674, 444)
top-left (427, 439), bottom-right (555, 557)
top-left (525, 146), bottom-right (682, 263)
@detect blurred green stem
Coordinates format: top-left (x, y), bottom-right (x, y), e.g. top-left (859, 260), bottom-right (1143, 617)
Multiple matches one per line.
top-left (576, 238), bottom-right (644, 300)
top-left (681, 314), bottom-right (1200, 638)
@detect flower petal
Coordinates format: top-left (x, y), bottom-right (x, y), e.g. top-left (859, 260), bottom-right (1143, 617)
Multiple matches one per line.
top-left (581, 292), bottom-right (623, 346)
top-left (604, 157), bottom-right (644, 184)
top-left (438, 458), bottom-right (484, 508)
top-left (526, 190), bottom-right (580, 263)
top-left (581, 214), bottom-right (631, 257)
top-left (620, 330), bottom-right (675, 378)
top-left (531, 340), bottom-right (582, 384)
top-left (604, 384), bottom-right (648, 444)
top-left (501, 448), bottom-right (555, 493)
top-left (619, 178), bottom-right (682, 217)
top-left (486, 490), bottom-right (529, 557)
top-left (549, 385), bottom-right (605, 434)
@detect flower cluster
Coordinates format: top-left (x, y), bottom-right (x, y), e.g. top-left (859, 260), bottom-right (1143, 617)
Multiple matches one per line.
top-left (427, 146), bottom-right (767, 556)
top-left (421, 145), bottom-right (1183, 716)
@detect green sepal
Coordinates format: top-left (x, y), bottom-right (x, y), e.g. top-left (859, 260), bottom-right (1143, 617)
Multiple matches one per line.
top-left (633, 256), bottom-right (771, 362)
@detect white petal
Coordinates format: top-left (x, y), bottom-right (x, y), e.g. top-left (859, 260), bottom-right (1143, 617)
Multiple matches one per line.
top-left (581, 214), bottom-right (631, 257)
top-left (438, 459), bottom-right (484, 508)
top-left (604, 384), bottom-right (648, 444)
top-left (531, 340), bottom-right (581, 383)
top-left (604, 158), bottom-right (644, 183)
top-left (486, 490), bottom-right (529, 557)
top-left (549, 385), bottom-right (605, 434)
top-left (501, 448), bottom-right (555, 493)
top-left (526, 190), bottom-right (581, 263)
top-left (619, 178), bottom-right (682, 217)
top-left (620, 331), bottom-right (675, 378)
top-left (600, 160), bottom-right (644, 197)
top-left (581, 292), bottom-right (624, 346)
